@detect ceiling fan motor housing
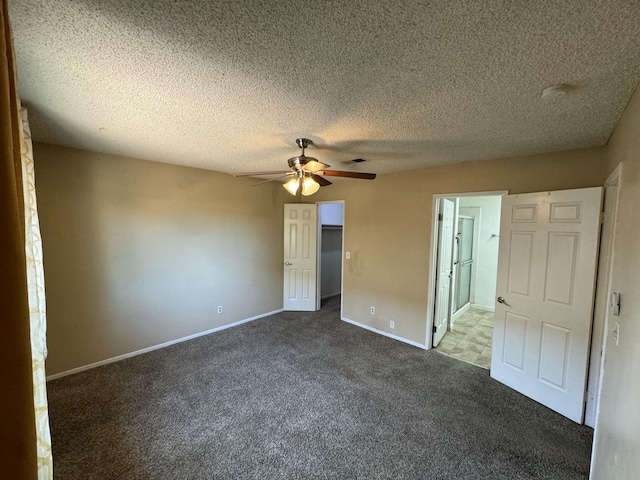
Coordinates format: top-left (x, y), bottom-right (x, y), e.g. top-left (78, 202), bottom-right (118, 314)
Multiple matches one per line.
top-left (288, 155), bottom-right (317, 170)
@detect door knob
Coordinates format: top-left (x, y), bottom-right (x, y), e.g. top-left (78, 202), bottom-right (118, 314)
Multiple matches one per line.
top-left (497, 296), bottom-right (511, 306)
top-left (284, 262), bottom-right (293, 266)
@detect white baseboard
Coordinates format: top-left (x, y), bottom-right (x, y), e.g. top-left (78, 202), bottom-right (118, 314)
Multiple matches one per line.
top-left (46, 308), bottom-right (284, 381)
top-left (452, 303), bottom-right (470, 322)
top-left (471, 303), bottom-right (495, 312)
top-left (341, 317), bottom-right (427, 350)
top-left (321, 292), bottom-right (341, 300)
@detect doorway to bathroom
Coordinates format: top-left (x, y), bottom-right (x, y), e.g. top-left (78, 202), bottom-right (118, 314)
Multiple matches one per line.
top-left (431, 193), bottom-right (504, 369)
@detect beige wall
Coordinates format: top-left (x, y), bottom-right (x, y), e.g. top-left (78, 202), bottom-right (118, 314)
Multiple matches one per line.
top-left (35, 144), bottom-right (287, 375)
top-left (591, 86), bottom-right (640, 478)
top-left (313, 149), bottom-right (607, 345)
top-left (37, 141), bottom-right (609, 380)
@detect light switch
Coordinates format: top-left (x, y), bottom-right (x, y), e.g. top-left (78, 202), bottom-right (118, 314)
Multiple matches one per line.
top-left (346, 251), bottom-right (351, 260)
top-left (610, 292), bottom-right (621, 316)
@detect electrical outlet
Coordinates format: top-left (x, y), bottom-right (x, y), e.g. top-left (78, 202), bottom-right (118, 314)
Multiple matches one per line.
top-left (217, 305), bottom-right (223, 314)
top-left (370, 306), bottom-right (375, 315)
top-left (390, 320), bottom-right (395, 329)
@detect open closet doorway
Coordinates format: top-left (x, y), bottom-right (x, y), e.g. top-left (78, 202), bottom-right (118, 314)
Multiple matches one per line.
top-left (429, 192), bottom-right (506, 369)
top-left (316, 202), bottom-right (344, 311)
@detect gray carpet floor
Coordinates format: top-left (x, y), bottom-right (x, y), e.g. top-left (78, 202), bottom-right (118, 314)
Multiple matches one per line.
top-left (47, 296), bottom-right (593, 479)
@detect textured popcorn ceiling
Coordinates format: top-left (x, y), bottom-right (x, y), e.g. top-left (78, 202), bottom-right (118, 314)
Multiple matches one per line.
top-left (9, 0), bottom-right (640, 175)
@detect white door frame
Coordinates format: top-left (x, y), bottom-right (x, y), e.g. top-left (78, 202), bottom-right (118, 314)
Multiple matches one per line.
top-left (587, 164), bottom-right (623, 435)
top-left (315, 201), bottom-right (345, 312)
top-left (426, 191), bottom-right (508, 348)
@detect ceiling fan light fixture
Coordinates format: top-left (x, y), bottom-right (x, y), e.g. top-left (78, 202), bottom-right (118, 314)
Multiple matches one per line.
top-left (283, 177), bottom-right (300, 195)
top-left (301, 177), bottom-right (320, 196)
top-left (232, 137), bottom-right (375, 191)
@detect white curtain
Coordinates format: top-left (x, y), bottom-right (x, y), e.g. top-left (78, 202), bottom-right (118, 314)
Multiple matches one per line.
top-left (20, 105), bottom-right (53, 479)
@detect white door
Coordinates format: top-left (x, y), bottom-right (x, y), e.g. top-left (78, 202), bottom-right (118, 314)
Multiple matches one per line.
top-left (433, 199), bottom-right (455, 347)
top-left (284, 204), bottom-right (317, 311)
top-left (491, 187), bottom-right (602, 423)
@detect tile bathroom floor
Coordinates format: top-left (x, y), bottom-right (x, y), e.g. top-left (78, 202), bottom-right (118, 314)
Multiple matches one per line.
top-left (435, 308), bottom-right (494, 369)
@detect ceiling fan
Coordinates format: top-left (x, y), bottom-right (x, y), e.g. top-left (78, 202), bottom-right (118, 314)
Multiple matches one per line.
top-left (231, 138), bottom-right (376, 196)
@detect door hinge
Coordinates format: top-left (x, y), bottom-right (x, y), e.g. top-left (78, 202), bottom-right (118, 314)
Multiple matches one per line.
top-left (438, 213), bottom-right (443, 221)
top-left (433, 324), bottom-right (437, 333)
top-left (600, 212), bottom-right (606, 224)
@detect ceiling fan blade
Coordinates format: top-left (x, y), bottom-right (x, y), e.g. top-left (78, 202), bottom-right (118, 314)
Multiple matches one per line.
top-left (252, 174), bottom-right (294, 186)
top-left (231, 170), bottom-right (290, 177)
top-left (311, 174), bottom-right (332, 187)
top-left (318, 170), bottom-right (376, 180)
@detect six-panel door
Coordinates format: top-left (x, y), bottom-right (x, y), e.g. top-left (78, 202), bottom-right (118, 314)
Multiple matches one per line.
top-left (491, 187), bottom-right (602, 423)
top-left (283, 204), bottom-right (318, 311)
